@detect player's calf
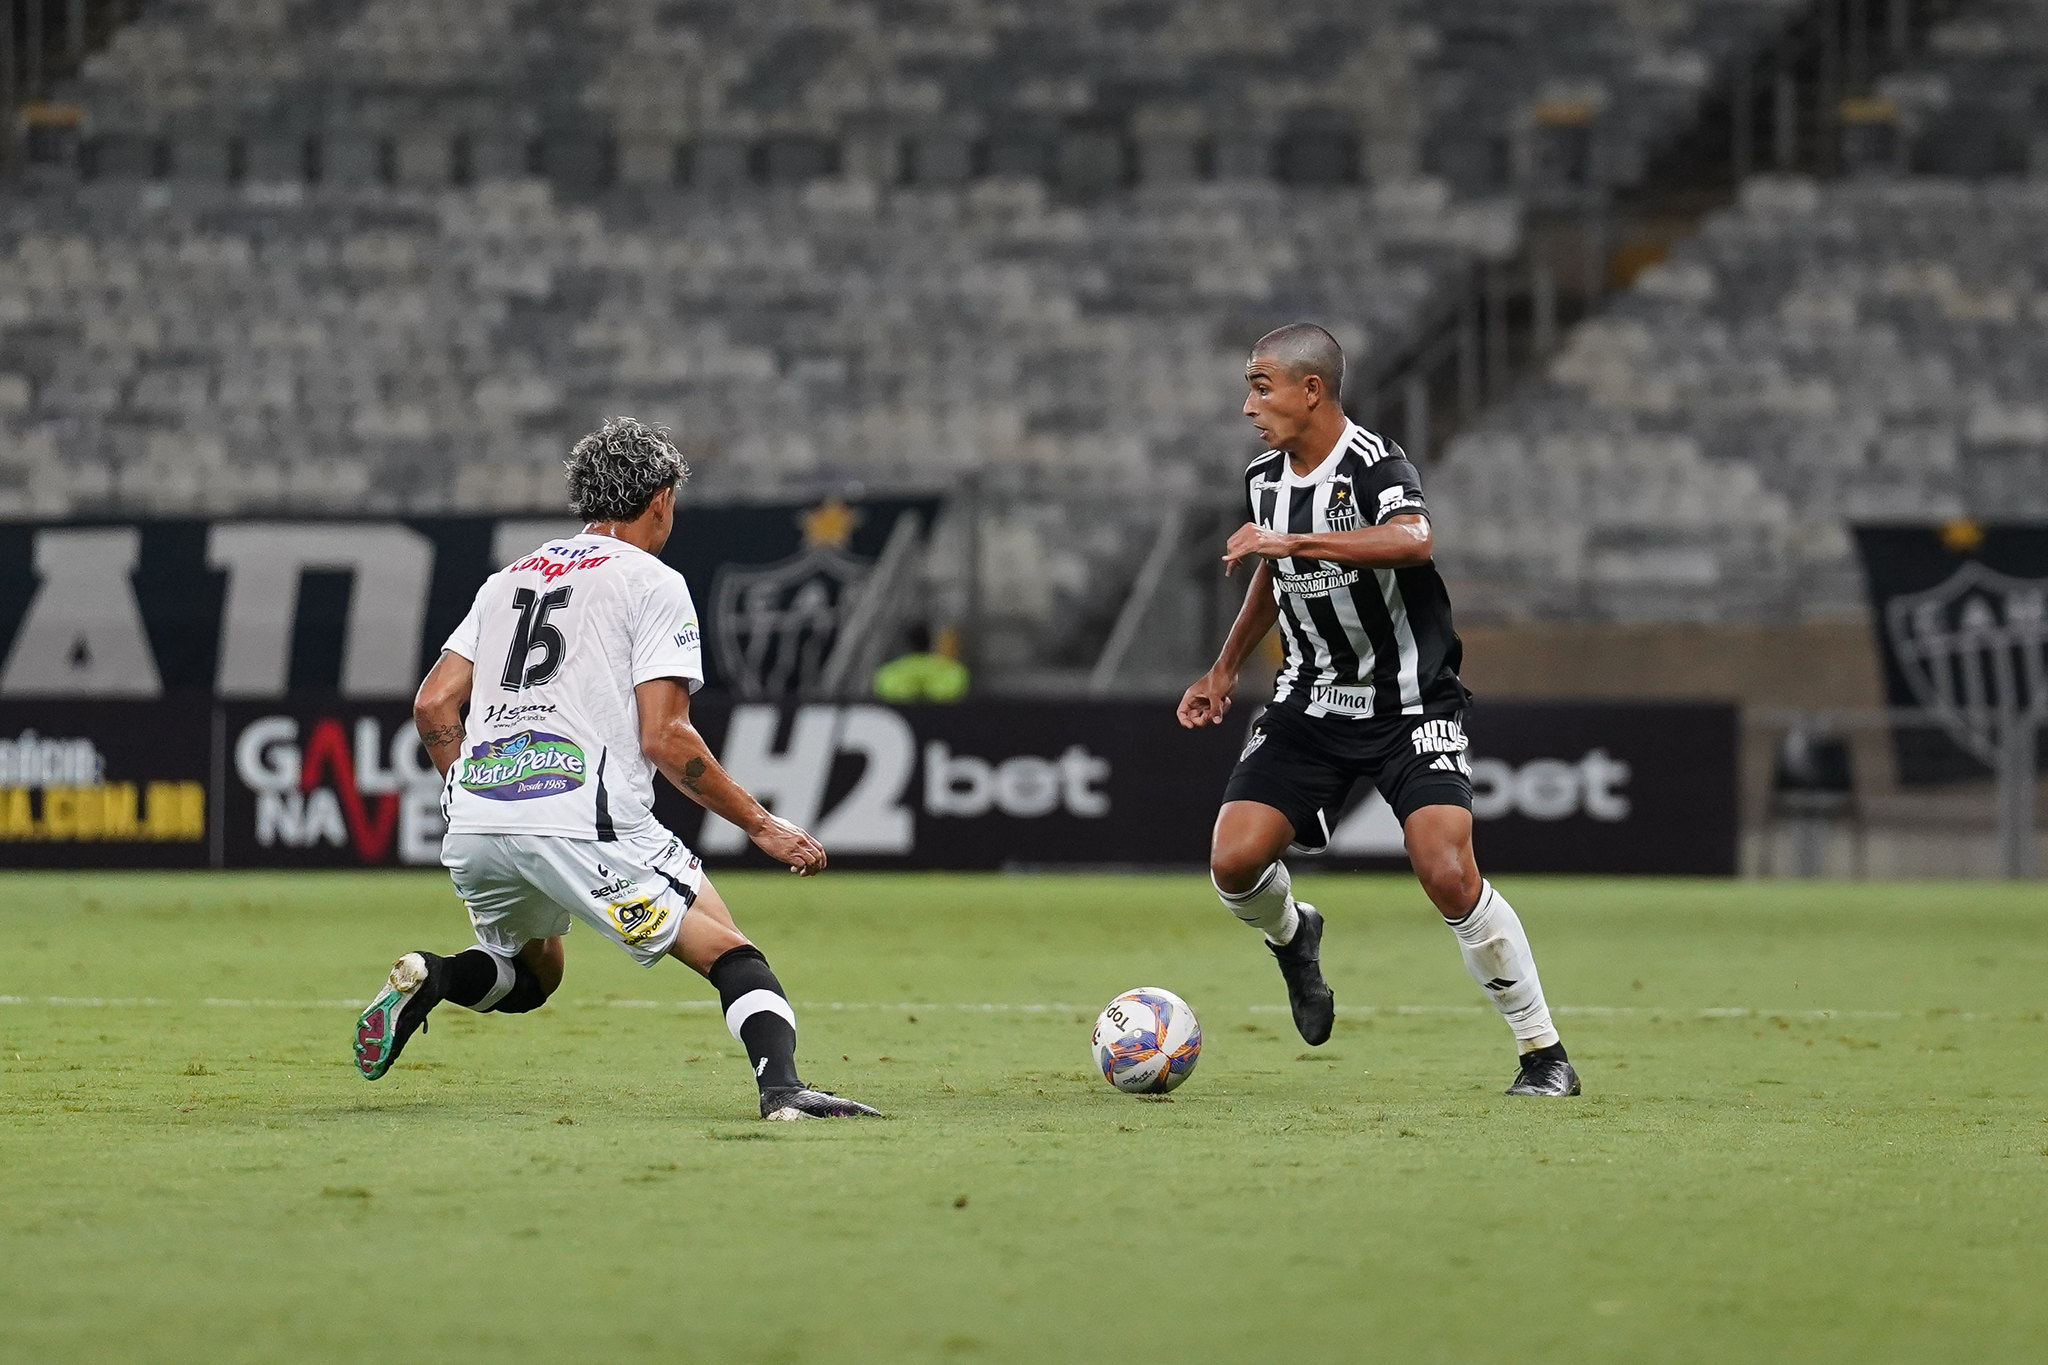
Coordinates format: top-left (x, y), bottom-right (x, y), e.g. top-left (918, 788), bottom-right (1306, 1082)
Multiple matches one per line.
top-left (706, 944), bottom-right (882, 1120)
top-left (352, 947), bottom-right (557, 1080)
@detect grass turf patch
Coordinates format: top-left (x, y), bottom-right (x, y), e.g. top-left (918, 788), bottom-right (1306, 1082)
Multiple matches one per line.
top-left (2, 871), bottom-right (2045, 1363)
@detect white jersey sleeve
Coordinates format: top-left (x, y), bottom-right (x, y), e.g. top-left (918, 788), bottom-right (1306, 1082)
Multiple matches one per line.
top-left (630, 572), bottom-right (704, 691)
top-left (442, 593), bottom-right (486, 663)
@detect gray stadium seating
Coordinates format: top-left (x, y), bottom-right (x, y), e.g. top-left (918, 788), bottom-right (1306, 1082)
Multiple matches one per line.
top-left (66, 0), bottom-right (1805, 199)
top-left (1430, 175), bottom-right (2048, 623)
top-left (0, 175), bottom-right (1501, 514)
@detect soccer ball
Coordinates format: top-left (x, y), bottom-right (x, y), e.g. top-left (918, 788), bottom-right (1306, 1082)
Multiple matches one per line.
top-left (1091, 987), bottom-right (1201, 1094)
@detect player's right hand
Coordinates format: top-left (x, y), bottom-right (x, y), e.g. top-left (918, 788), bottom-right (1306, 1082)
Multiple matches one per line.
top-left (751, 815), bottom-right (828, 876)
top-left (1177, 670), bottom-right (1234, 729)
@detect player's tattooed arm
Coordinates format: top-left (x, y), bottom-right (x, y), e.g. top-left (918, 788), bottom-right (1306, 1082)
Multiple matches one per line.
top-left (412, 649), bottom-right (475, 775)
top-left (419, 721), bottom-right (465, 749)
top-left (635, 677), bottom-right (827, 874)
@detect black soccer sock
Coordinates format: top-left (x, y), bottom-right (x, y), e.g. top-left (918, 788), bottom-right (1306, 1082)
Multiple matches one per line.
top-left (440, 949), bottom-right (548, 1013)
top-left (439, 949), bottom-right (504, 1009)
top-left (707, 945), bottom-right (800, 1092)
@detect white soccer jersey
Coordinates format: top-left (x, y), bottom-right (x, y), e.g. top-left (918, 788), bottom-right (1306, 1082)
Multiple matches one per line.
top-left (440, 533), bottom-right (703, 841)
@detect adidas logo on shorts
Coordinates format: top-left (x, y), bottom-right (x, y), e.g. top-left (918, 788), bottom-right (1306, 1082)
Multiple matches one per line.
top-left (1413, 718), bottom-right (1471, 777)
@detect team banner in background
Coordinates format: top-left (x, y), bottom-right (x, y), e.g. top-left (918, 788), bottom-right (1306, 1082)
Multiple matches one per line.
top-left (0, 700), bottom-right (211, 867)
top-left (1853, 523), bottom-right (2048, 786)
top-left (0, 500), bottom-right (938, 702)
top-left (0, 698), bottom-right (1737, 873)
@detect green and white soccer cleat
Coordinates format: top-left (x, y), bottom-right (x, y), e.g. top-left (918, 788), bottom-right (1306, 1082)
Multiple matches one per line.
top-left (352, 952), bottom-right (444, 1081)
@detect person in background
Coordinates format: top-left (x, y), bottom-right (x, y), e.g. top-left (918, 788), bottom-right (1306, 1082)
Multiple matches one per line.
top-left (872, 623), bottom-right (970, 703)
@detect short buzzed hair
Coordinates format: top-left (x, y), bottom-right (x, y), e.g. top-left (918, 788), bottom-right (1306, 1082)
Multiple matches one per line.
top-left (564, 416), bottom-right (691, 522)
top-left (1250, 323), bottom-right (1344, 399)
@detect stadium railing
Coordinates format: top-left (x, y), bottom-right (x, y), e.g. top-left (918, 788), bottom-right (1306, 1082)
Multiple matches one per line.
top-left (1747, 706), bottom-right (2042, 879)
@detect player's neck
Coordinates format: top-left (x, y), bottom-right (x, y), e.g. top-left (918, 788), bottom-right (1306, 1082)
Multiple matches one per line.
top-left (1283, 411), bottom-right (1350, 478)
top-left (582, 520), bottom-right (661, 554)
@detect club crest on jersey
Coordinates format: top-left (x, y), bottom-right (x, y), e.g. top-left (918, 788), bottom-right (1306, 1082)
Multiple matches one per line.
top-left (458, 730), bottom-right (587, 801)
top-left (1326, 479), bottom-right (1360, 532)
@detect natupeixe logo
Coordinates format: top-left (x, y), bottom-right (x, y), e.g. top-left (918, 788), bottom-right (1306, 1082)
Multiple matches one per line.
top-left (459, 730), bottom-right (588, 801)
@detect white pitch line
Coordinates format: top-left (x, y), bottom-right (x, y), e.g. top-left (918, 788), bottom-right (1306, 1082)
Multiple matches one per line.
top-left (0, 996), bottom-right (2017, 1023)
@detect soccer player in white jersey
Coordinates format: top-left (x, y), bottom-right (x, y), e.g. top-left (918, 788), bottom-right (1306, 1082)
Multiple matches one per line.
top-left (1178, 325), bottom-right (1579, 1097)
top-left (352, 417), bottom-right (881, 1120)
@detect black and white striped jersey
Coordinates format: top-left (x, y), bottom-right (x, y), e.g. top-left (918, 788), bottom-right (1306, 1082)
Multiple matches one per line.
top-left (1245, 420), bottom-right (1469, 721)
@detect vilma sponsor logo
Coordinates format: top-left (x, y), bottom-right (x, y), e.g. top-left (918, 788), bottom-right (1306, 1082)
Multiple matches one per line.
top-left (458, 730), bottom-right (588, 802)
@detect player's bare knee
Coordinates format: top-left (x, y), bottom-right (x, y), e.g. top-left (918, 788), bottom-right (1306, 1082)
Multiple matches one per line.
top-left (1418, 859), bottom-right (1479, 917)
top-left (1210, 844), bottom-right (1267, 895)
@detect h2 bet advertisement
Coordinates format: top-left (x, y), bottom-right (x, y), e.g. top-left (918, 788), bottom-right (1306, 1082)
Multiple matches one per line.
top-left (0, 696), bottom-right (1735, 873)
top-left (0, 514), bottom-right (1736, 872)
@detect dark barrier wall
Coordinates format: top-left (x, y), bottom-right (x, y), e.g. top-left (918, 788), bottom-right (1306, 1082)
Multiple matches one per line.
top-left (0, 700), bottom-right (212, 868)
top-left (1, 698), bottom-right (1738, 873)
top-left (1854, 523), bottom-right (2048, 785)
top-left (0, 503), bottom-right (935, 701)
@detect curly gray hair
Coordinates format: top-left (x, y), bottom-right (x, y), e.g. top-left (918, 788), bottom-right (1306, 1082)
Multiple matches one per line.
top-left (564, 417), bottom-right (692, 522)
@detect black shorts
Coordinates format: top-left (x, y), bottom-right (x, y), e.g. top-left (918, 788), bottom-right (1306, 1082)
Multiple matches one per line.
top-left (1221, 705), bottom-right (1474, 853)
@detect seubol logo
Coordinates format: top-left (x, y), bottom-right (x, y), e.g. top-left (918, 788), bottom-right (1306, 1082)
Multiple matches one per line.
top-left (459, 730), bottom-right (588, 801)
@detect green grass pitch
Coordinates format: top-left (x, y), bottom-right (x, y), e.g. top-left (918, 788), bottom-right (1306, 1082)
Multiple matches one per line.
top-left (2, 870), bottom-right (2044, 1364)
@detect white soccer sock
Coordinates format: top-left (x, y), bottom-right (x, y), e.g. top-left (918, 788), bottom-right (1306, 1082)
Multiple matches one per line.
top-left (1215, 861), bottom-right (1300, 946)
top-left (1447, 881), bottom-right (1559, 1052)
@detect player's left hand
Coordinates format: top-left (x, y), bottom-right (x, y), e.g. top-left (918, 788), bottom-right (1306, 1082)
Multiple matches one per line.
top-left (1222, 522), bottom-right (1290, 574)
top-left (750, 815), bottom-right (828, 876)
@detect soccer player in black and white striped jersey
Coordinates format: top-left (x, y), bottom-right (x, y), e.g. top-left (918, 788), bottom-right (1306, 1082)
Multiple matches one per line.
top-left (1177, 325), bottom-right (1578, 1097)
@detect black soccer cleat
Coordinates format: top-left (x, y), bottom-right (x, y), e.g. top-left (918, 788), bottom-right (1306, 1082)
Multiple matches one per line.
top-left (353, 951), bottom-right (447, 1080)
top-left (760, 1086), bottom-right (885, 1120)
top-left (1505, 1046), bottom-right (1581, 1097)
top-left (1267, 903), bottom-right (1335, 1047)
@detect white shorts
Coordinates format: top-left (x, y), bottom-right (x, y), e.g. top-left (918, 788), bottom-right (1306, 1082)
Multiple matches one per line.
top-left (441, 825), bottom-right (706, 968)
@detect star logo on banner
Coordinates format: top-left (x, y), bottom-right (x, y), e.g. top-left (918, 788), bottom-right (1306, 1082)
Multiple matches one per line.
top-left (799, 498), bottom-right (862, 550)
top-left (1939, 518), bottom-right (1985, 555)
